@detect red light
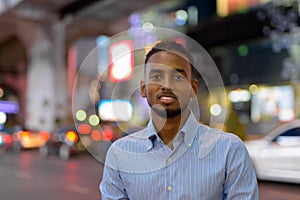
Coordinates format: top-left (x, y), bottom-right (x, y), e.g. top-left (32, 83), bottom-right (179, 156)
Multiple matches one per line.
top-left (4, 134), bottom-right (12, 144)
top-left (66, 131), bottom-right (78, 142)
top-left (103, 129), bottom-right (113, 141)
top-left (108, 40), bottom-right (134, 82)
top-left (39, 131), bottom-right (50, 141)
top-left (78, 124), bottom-right (91, 134)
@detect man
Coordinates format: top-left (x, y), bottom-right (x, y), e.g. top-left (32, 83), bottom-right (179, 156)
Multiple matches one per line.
top-left (100, 40), bottom-right (259, 199)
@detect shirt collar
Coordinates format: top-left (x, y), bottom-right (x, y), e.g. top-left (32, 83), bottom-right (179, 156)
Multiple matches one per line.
top-left (180, 113), bottom-right (199, 147)
top-left (146, 113), bottom-right (199, 150)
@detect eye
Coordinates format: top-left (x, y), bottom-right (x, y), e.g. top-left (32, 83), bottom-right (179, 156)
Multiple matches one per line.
top-left (173, 74), bottom-right (185, 80)
top-left (150, 74), bottom-right (162, 81)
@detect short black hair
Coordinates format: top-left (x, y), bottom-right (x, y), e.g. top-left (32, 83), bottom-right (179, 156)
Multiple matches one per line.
top-left (144, 40), bottom-right (197, 78)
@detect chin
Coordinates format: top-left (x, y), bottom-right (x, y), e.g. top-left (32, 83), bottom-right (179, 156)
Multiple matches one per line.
top-left (152, 106), bottom-right (181, 118)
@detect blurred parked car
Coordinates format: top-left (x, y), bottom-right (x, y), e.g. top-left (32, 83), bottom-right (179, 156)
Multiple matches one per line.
top-left (10, 129), bottom-right (49, 152)
top-left (39, 126), bottom-right (88, 160)
top-left (245, 119), bottom-right (300, 184)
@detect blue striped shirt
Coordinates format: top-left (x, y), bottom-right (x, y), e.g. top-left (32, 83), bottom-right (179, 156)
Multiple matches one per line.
top-left (100, 113), bottom-right (259, 199)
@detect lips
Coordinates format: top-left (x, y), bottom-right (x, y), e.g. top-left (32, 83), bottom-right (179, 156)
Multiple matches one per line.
top-left (158, 94), bottom-right (177, 104)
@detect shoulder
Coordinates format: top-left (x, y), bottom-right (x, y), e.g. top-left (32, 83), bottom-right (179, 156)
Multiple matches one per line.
top-left (203, 125), bottom-right (250, 159)
top-left (104, 128), bottom-right (157, 173)
top-left (113, 128), bottom-right (147, 143)
top-left (107, 128), bottom-right (149, 153)
top-left (197, 124), bottom-right (246, 158)
top-left (199, 124), bottom-right (242, 143)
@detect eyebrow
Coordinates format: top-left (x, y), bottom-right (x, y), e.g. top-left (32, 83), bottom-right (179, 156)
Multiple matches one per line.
top-left (174, 68), bottom-right (187, 75)
top-left (149, 68), bottom-right (187, 75)
top-left (149, 69), bottom-right (162, 74)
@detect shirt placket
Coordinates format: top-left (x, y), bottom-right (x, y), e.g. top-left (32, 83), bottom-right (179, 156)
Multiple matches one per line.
top-left (164, 133), bottom-right (185, 199)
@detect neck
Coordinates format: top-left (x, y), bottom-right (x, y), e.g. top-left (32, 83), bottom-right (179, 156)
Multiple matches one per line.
top-left (152, 110), bottom-right (190, 145)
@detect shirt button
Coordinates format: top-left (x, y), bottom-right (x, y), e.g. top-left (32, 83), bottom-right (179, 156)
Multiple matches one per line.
top-left (167, 186), bottom-right (173, 191)
top-left (188, 143), bottom-right (192, 147)
top-left (167, 157), bottom-right (172, 163)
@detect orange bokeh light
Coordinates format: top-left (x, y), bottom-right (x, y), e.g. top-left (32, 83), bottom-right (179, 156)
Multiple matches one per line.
top-left (66, 131), bottom-right (78, 142)
top-left (39, 130), bottom-right (50, 141)
top-left (19, 131), bottom-right (31, 140)
top-left (78, 124), bottom-right (91, 134)
top-left (91, 130), bottom-right (102, 141)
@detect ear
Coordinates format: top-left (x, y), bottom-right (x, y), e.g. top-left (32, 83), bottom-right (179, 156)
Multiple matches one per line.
top-left (140, 80), bottom-right (147, 98)
top-left (191, 79), bottom-right (198, 98)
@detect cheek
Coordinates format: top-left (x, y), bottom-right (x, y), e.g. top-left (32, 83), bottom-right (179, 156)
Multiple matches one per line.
top-left (145, 83), bottom-right (160, 92)
top-left (145, 84), bottom-right (162, 102)
top-left (176, 83), bottom-right (194, 97)
top-left (145, 87), bottom-right (156, 99)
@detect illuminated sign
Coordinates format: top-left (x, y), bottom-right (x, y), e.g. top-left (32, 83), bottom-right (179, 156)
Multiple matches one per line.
top-left (108, 40), bottom-right (134, 82)
top-left (0, 100), bottom-right (19, 114)
top-left (217, 0), bottom-right (270, 17)
top-left (229, 89), bottom-right (251, 102)
top-left (98, 99), bottom-right (133, 122)
top-left (251, 85), bottom-right (295, 122)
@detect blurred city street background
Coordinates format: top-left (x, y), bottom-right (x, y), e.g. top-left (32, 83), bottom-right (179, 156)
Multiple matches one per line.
top-left (1, 0), bottom-right (300, 199)
top-left (0, 150), bottom-right (300, 200)
top-left (0, 150), bottom-right (102, 200)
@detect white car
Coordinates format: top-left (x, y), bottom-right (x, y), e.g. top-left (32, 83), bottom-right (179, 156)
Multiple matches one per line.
top-left (245, 119), bottom-right (300, 184)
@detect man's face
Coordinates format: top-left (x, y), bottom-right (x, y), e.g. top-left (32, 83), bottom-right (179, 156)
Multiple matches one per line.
top-left (140, 51), bottom-right (198, 118)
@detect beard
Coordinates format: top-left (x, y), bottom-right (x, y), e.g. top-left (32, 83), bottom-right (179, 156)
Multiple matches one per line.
top-left (151, 105), bottom-right (182, 118)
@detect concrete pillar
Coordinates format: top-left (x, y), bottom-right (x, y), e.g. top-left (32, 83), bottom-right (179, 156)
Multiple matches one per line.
top-left (25, 20), bottom-right (69, 131)
top-left (26, 29), bottom-right (56, 131)
top-left (52, 21), bottom-right (69, 126)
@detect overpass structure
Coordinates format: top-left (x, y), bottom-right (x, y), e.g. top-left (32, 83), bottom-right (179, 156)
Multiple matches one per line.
top-left (0, 0), bottom-right (167, 131)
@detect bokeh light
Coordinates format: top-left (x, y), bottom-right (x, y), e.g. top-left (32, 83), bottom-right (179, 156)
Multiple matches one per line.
top-left (91, 130), bottom-right (102, 141)
top-left (89, 114), bottom-right (100, 126)
top-left (142, 22), bottom-right (154, 32)
top-left (0, 111), bottom-right (7, 124)
top-left (39, 130), bottom-right (50, 141)
top-left (249, 84), bottom-right (259, 94)
top-left (76, 110), bottom-right (87, 122)
top-left (0, 88), bottom-right (3, 98)
top-left (210, 104), bottom-right (222, 116)
top-left (78, 124), bottom-right (92, 134)
top-left (66, 130), bottom-right (78, 142)
top-left (229, 89), bottom-right (251, 102)
top-left (238, 45), bottom-right (248, 56)
top-left (102, 128), bottom-right (113, 141)
top-left (175, 10), bottom-right (188, 26)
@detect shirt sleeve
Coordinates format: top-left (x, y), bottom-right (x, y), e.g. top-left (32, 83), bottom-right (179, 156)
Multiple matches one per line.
top-left (99, 144), bottom-right (129, 200)
top-left (224, 136), bottom-right (259, 200)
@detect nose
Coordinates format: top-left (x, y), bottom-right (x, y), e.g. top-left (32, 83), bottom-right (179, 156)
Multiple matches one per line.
top-left (160, 77), bottom-right (173, 90)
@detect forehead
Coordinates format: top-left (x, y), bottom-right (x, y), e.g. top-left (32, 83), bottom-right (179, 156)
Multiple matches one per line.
top-left (146, 51), bottom-right (192, 74)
